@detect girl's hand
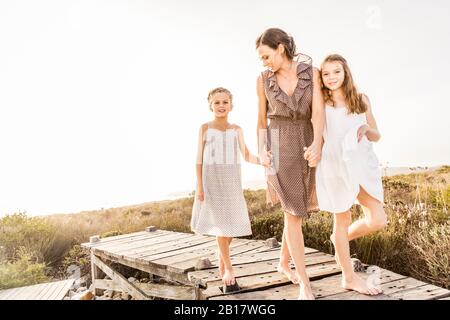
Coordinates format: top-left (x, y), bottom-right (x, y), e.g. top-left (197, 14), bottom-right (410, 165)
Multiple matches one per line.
top-left (357, 124), bottom-right (370, 142)
top-left (303, 143), bottom-right (321, 167)
top-left (261, 150), bottom-right (273, 168)
top-left (259, 150), bottom-right (273, 168)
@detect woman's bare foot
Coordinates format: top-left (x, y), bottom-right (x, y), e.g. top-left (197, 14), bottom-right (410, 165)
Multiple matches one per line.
top-left (342, 273), bottom-right (383, 295)
top-left (276, 263), bottom-right (299, 284)
top-left (298, 282), bottom-right (315, 300)
top-left (330, 233), bottom-right (341, 268)
top-left (222, 268), bottom-right (236, 286)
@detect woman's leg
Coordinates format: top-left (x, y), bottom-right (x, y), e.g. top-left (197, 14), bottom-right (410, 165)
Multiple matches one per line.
top-left (277, 229), bottom-right (299, 284)
top-left (283, 213), bottom-right (314, 300)
top-left (348, 187), bottom-right (387, 241)
top-left (334, 210), bottom-right (382, 295)
top-left (217, 237), bottom-right (235, 285)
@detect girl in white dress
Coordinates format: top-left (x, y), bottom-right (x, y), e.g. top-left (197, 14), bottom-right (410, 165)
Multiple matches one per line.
top-left (315, 54), bottom-right (387, 295)
top-left (191, 87), bottom-right (269, 290)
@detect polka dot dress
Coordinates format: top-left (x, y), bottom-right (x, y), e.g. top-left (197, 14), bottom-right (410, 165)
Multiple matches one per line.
top-left (262, 54), bottom-right (319, 217)
top-left (190, 123), bottom-right (252, 237)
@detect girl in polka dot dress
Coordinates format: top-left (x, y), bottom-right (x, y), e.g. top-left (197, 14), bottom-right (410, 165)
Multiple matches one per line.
top-left (191, 87), bottom-right (270, 291)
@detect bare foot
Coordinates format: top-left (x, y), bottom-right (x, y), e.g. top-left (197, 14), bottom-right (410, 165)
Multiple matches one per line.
top-left (298, 283), bottom-right (315, 300)
top-left (276, 263), bottom-right (299, 284)
top-left (342, 273), bottom-right (383, 295)
top-left (217, 251), bottom-right (224, 278)
top-left (330, 233), bottom-right (341, 268)
top-left (222, 269), bottom-right (236, 286)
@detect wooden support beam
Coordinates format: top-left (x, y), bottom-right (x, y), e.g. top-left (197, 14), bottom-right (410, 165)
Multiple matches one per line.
top-left (91, 254), bottom-right (149, 300)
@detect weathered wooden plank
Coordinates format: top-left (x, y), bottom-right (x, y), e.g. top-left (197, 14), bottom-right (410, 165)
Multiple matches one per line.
top-left (94, 251), bottom-right (190, 284)
top-left (18, 282), bottom-right (47, 300)
top-left (48, 279), bottom-right (75, 300)
top-left (112, 234), bottom-right (208, 257)
top-left (94, 279), bottom-right (123, 292)
top-left (0, 288), bottom-right (16, 300)
top-left (320, 268), bottom-right (432, 300)
top-left (3, 287), bottom-right (27, 300)
top-left (8, 283), bottom-right (46, 300)
top-left (91, 254), bottom-right (149, 300)
top-left (81, 230), bottom-right (161, 248)
top-left (314, 268), bottom-right (407, 299)
top-left (149, 239), bottom-right (252, 268)
top-left (127, 238), bottom-right (216, 261)
top-left (227, 249), bottom-right (283, 266)
top-left (189, 252), bottom-right (336, 288)
top-left (164, 240), bottom-right (267, 274)
top-left (34, 282), bottom-right (56, 300)
top-left (377, 277), bottom-right (429, 296)
top-left (135, 282), bottom-right (196, 300)
top-left (40, 281), bottom-right (67, 300)
top-left (92, 231), bottom-right (189, 253)
top-left (206, 261), bottom-right (342, 299)
top-left (324, 291), bottom-right (396, 300)
top-left (85, 230), bottom-right (177, 251)
top-left (390, 284), bottom-right (450, 300)
top-left (119, 239), bottom-right (222, 270)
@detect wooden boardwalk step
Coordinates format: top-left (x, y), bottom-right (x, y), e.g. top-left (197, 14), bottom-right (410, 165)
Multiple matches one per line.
top-left (0, 279), bottom-right (75, 300)
top-left (80, 228), bottom-right (450, 301)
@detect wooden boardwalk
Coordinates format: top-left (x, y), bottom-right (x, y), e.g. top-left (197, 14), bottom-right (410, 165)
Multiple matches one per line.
top-left (81, 228), bottom-right (450, 300)
top-left (0, 279), bottom-right (75, 300)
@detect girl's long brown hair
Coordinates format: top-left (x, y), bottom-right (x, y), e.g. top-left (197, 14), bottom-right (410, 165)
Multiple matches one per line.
top-left (320, 54), bottom-right (367, 114)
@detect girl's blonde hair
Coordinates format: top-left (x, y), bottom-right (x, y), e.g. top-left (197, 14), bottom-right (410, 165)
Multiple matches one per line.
top-left (207, 87), bottom-right (233, 111)
top-left (320, 54), bottom-right (367, 114)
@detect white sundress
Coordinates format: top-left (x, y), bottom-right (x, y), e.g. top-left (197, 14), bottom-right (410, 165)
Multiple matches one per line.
top-left (190, 123), bottom-right (252, 237)
top-left (315, 105), bottom-right (384, 214)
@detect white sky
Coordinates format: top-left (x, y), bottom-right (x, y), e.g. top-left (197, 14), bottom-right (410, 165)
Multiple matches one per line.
top-left (1, 0), bottom-right (449, 216)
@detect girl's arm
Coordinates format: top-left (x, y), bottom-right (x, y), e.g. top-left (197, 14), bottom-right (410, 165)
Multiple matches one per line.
top-left (235, 125), bottom-right (261, 165)
top-left (195, 124), bottom-right (208, 201)
top-left (358, 94), bottom-right (381, 142)
top-left (304, 68), bottom-right (326, 167)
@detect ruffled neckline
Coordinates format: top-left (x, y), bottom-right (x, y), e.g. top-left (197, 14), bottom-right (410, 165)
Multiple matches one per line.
top-left (266, 60), bottom-right (312, 113)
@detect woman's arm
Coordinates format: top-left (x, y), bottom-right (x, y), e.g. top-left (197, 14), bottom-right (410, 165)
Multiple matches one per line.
top-left (256, 75), bottom-right (269, 159)
top-left (304, 67), bottom-right (325, 167)
top-left (195, 124), bottom-right (208, 201)
top-left (358, 94), bottom-right (381, 142)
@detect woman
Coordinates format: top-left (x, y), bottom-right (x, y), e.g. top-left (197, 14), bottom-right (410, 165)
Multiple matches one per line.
top-left (255, 28), bottom-right (325, 300)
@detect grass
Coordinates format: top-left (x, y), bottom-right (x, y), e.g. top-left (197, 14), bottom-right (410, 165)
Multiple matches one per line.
top-left (0, 166), bottom-right (448, 290)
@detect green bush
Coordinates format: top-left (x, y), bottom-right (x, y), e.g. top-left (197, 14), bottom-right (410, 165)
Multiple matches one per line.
top-left (62, 245), bottom-right (91, 278)
top-left (0, 247), bottom-right (49, 290)
top-left (250, 211), bottom-right (284, 241)
top-left (0, 212), bottom-right (71, 266)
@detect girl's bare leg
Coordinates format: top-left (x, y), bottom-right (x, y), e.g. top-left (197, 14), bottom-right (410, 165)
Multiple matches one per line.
top-left (347, 187), bottom-right (387, 241)
top-left (217, 237), bottom-right (235, 285)
top-left (334, 211), bottom-right (382, 295)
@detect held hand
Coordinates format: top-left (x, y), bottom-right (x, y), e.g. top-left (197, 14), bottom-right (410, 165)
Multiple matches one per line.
top-left (259, 150), bottom-right (273, 168)
top-left (197, 188), bottom-right (205, 202)
top-left (303, 143), bottom-right (321, 166)
top-left (357, 124), bottom-right (370, 142)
